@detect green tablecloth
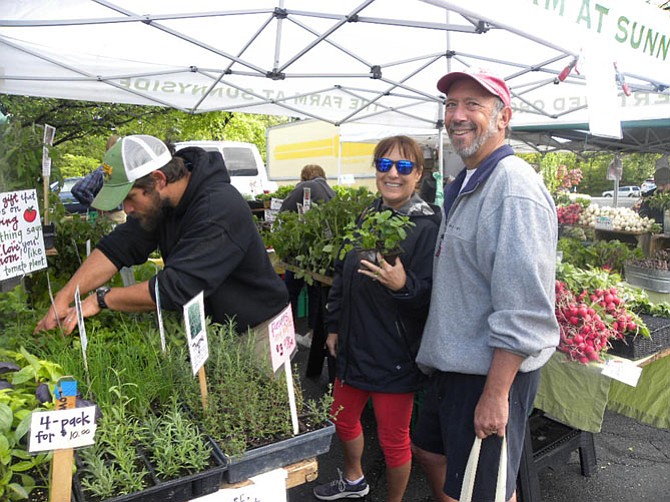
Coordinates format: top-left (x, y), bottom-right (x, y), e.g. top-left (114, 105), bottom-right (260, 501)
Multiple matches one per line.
top-left (534, 352), bottom-right (670, 433)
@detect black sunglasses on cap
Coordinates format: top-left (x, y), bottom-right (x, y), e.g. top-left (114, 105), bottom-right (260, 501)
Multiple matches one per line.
top-left (374, 157), bottom-right (415, 175)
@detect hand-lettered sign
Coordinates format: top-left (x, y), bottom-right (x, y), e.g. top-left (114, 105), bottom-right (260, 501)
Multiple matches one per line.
top-left (0, 189), bottom-right (47, 281)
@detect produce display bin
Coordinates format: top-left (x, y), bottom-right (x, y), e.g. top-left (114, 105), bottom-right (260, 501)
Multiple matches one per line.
top-left (609, 314), bottom-right (670, 359)
top-left (213, 421), bottom-right (335, 484)
top-left (73, 439), bottom-right (227, 502)
top-left (624, 263), bottom-right (670, 293)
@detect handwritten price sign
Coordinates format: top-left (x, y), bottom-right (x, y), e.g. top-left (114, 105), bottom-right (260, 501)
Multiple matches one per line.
top-left (195, 468), bottom-right (287, 502)
top-left (0, 190), bottom-right (47, 281)
top-left (29, 406), bottom-right (98, 452)
top-left (268, 306), bottom-right (296, 372)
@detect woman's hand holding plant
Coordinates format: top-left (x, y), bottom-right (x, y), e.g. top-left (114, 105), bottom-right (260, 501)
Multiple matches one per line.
top-left (358, 254), bottom-right (407, 292)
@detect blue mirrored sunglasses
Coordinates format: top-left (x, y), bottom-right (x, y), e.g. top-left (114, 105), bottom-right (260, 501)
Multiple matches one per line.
top-left (374, 157), bottom-right (415, 175)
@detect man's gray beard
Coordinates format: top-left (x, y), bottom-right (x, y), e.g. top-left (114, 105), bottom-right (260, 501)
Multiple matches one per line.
top-left (449, 112), bottom-right (500, 160)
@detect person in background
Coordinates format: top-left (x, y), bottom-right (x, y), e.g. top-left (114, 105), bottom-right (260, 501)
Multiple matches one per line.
top-left (35, 134), bottom-right (288, 338)
top-left (71, 135), bottom-right (126, 224)
top-left (313, 136), bottom-right (441, 502)
top-left (411, 68), bottom-right (559, 502)
top-left (280, 164), bottom-right (335, 213)
top-left (279, 164), bottom-right (336, 348)
top-left (637, 166), bottom-right (670, 225)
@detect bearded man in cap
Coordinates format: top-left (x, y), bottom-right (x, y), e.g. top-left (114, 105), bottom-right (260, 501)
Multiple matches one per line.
top-left (411, 69), bottom-right (559, 502)
top-left (36, 135), bottom-right (288, 336)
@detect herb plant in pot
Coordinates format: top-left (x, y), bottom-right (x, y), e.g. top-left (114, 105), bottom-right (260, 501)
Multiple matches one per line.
top-left (339, 209), bottom-right (415, 265)
top-left (172, 320), bottom-right (336, 484)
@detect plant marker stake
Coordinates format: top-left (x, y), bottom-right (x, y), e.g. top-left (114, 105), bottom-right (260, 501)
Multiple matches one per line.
top-left (268, 305), bottom-right (299, 436)
top-left (198, 366), bottom-right (209, 410)
top-left (183, 292), bottom-right (209, 410)
top-left (284, 360), bottom-right (299, 436)
top-left (155, 278), bottom-right (166, 353)
top-left (49, 377), bottom-right (77, 502)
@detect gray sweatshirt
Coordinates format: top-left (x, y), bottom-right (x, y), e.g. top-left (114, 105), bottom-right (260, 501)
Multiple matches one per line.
top-left (416, 153), bottom-right (559, 375)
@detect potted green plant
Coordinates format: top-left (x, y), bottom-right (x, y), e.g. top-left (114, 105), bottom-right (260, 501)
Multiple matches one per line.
top-left (339, 209), bottom-right (415, 265)
top-left (173, 320), bottom-right (336, 484)
top-left (265, 187), bottom-right (374, 281)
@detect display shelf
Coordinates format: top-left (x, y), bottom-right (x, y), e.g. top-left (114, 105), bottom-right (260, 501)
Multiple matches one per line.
top-left (219, 458), bottom-right (318, 491)
top-left (278, 262), bottom-right (333, 287)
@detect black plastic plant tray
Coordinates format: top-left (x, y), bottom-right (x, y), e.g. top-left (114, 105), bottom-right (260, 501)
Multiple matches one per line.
top-left (211, 421), bottom-right (335, 484)
top-left (609, 314), bottom-right (670, 359)
top-left (73, 439), bottom-right (226, 502)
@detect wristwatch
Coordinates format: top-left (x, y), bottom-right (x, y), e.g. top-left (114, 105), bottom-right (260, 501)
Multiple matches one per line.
top-left (96, 287), bottom-right (111, 309)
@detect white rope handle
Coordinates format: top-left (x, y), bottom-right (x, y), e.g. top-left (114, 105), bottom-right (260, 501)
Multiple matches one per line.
top-left (460, 435), bottom-right (508, 502)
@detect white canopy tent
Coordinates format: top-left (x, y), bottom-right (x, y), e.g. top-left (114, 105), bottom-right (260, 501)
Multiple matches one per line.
top-left (2, 0), bottom-right (670, 155)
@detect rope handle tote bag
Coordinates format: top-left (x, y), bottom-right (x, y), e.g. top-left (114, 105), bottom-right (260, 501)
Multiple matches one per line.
top-left (459, 435), bottom-right (508, 502)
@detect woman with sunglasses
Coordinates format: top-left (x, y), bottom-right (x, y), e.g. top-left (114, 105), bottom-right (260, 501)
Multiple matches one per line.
top-left (314, 136), bottom-right (441, 502)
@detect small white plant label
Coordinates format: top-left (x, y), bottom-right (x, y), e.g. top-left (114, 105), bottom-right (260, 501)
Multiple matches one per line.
top-left (602, 358), bottom-right (642, 387)
top-left (74, 286), bottom-right (88, 372)
top-left (184, 291), bottom-right (209, 375)
top-left (268, 305), bottom-right (296, 372)
top-left (29, 406), bottom-right (97, 452)
top-left (268, 305), bottom-right (299, 435)
top-left (155, 278), bottom-right (166, 353)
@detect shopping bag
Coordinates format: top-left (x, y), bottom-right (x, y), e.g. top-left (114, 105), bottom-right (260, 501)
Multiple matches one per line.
top-left (459, 435), bottom-right (508, 502)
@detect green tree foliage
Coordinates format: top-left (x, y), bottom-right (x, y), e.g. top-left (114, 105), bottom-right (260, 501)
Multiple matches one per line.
top-left (520, 151), bottom-right (660, 196)
top-left (0, 96), bottom-right (171, 146)
top-left (0, 96), bottom-right (291, 174)
top-left (0, 120), bottom-right (56, 196)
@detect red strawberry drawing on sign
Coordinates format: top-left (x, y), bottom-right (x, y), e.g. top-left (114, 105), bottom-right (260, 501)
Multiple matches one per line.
top-left (23, 206), bottom-right (37, 223)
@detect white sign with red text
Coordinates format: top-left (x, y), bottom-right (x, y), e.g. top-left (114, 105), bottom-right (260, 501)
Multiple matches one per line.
top-left (268, 305), bottom-right (299, 435)
top-left (269, 305), bottom-right (296, 372)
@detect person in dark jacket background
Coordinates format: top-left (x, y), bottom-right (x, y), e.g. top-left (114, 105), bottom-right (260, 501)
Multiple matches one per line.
top-left (279, 164), bottom-right (336, 347)
top-left (35, 134), bottom-right (288, 335)
top-left (637, 166), bottom-right (670, 224)
top-left (313, 136), bottom-right (441, 502)
top-left (71, 134), bottom-right (126, 224)
top-left (279, 164), bottom-right (335, 213)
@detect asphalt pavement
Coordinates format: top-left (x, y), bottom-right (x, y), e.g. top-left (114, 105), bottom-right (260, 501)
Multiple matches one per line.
top-left (288, 343), bottom-right (670, 502)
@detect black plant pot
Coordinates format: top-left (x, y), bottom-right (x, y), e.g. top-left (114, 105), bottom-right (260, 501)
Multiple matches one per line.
top-left (355, 247), bottom-right (401, 266)
top-left (42, 223), bottom-right (56, 249)
top-left (212, 421), bottom-right (336, 484)
top-left (72, 440), bottom-right (226, 502)
top-left (355, 248), bottom-right (377, 264)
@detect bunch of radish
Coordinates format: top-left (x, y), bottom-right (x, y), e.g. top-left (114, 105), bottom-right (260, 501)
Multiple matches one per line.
top-left (579, 204), bottom-right (656, 232)
top-left (557, 203), bottom-right (582, 224)
top-left (555, 281), bottom-right (638, 364)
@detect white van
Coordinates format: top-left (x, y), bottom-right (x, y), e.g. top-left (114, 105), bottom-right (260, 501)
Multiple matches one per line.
top-left (174, 140), bottom-right (277, 198)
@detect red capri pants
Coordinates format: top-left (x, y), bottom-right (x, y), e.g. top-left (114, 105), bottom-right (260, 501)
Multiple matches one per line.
top-left (331, 379), bottom-right (415, 468)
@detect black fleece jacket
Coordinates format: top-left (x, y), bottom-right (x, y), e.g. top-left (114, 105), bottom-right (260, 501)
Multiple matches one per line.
top-left (96, 147), bottom-right (288, 332)
top-left (325, 197), bottom-right (441, 393)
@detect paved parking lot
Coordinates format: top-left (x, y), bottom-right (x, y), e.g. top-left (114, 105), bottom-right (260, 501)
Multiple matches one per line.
top-left (289, 345), bottom-right (670, 501)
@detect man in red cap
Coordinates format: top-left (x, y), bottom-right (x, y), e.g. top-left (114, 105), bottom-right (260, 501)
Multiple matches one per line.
top-left (411, 68), bottom-right (559, 501)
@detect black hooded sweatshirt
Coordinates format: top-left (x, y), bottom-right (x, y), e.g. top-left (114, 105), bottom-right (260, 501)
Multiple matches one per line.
top-left (96, 146), bottom-right (288, 332)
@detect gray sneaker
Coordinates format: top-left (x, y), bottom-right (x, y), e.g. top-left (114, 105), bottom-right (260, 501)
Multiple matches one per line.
top-left (313, 469), bottom-right (370, 500)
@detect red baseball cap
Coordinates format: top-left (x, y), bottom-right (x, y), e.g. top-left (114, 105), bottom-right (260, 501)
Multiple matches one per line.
top-left (437, 67), bottom-right (511, 108)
